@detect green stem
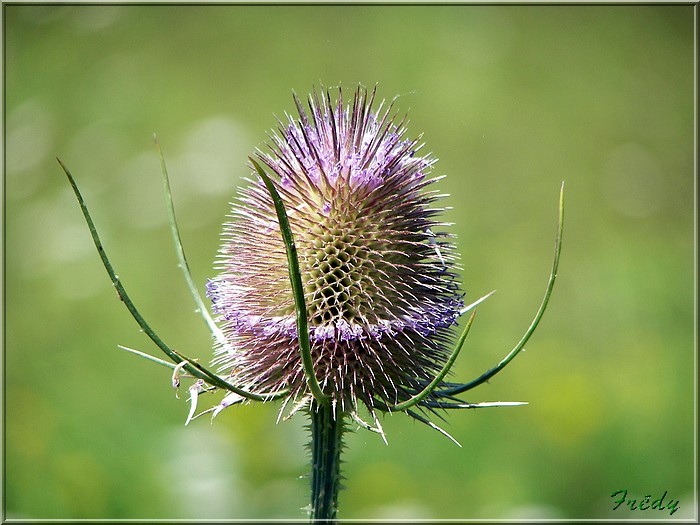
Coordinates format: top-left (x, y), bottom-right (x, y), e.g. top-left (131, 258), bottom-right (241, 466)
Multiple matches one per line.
top-left (310, 404), bottom-right (344, 522)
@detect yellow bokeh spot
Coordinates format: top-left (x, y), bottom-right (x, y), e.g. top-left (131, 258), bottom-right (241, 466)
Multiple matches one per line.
top-left (532, 371), bottom-right (604, 447)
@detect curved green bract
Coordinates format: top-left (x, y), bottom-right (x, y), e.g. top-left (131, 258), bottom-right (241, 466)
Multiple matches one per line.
top-left (58, 157), bottom-right (286, 403)
top-left (154, 136), bottom-right (230, 350)
top-left (436, 182), bottom-right (565, 398)
top-left (250, 158), bottom-right (329, 406)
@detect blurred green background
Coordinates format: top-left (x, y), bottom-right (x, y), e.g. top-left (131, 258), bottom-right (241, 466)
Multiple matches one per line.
top-left (4, 4), bottom-right (695, 520)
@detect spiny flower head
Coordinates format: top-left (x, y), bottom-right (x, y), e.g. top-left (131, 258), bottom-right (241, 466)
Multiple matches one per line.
top-left (207, 85), bottom-right (464, 417)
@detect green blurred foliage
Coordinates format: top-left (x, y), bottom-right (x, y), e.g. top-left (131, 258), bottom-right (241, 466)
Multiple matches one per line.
top-left (4, 4), bottom-right (694, 520)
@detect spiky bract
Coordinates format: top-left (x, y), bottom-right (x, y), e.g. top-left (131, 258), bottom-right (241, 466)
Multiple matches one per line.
top-left (207, 86), bottom-right (463, 417)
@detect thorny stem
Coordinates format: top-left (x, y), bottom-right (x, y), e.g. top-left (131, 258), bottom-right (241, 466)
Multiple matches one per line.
top-left (310, 404), bottom-right (344, 522)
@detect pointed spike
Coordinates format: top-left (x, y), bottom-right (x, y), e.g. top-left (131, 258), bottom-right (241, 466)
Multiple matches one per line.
top-left (406, 409), bottom-right (461, 447)
top-left (116, 344), bottom-right (177, 370)
top-left (425, 400), bottom-right (529, 410)
top-left (459, 290), bottom-right (496, 316)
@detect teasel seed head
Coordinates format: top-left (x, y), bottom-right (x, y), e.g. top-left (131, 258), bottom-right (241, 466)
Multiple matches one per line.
top-left (207, 85), bottom-right (464, 417)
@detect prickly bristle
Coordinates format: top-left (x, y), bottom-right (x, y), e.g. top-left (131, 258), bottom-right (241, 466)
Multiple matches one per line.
top-left (207, 85), bottom-right (463, 415)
